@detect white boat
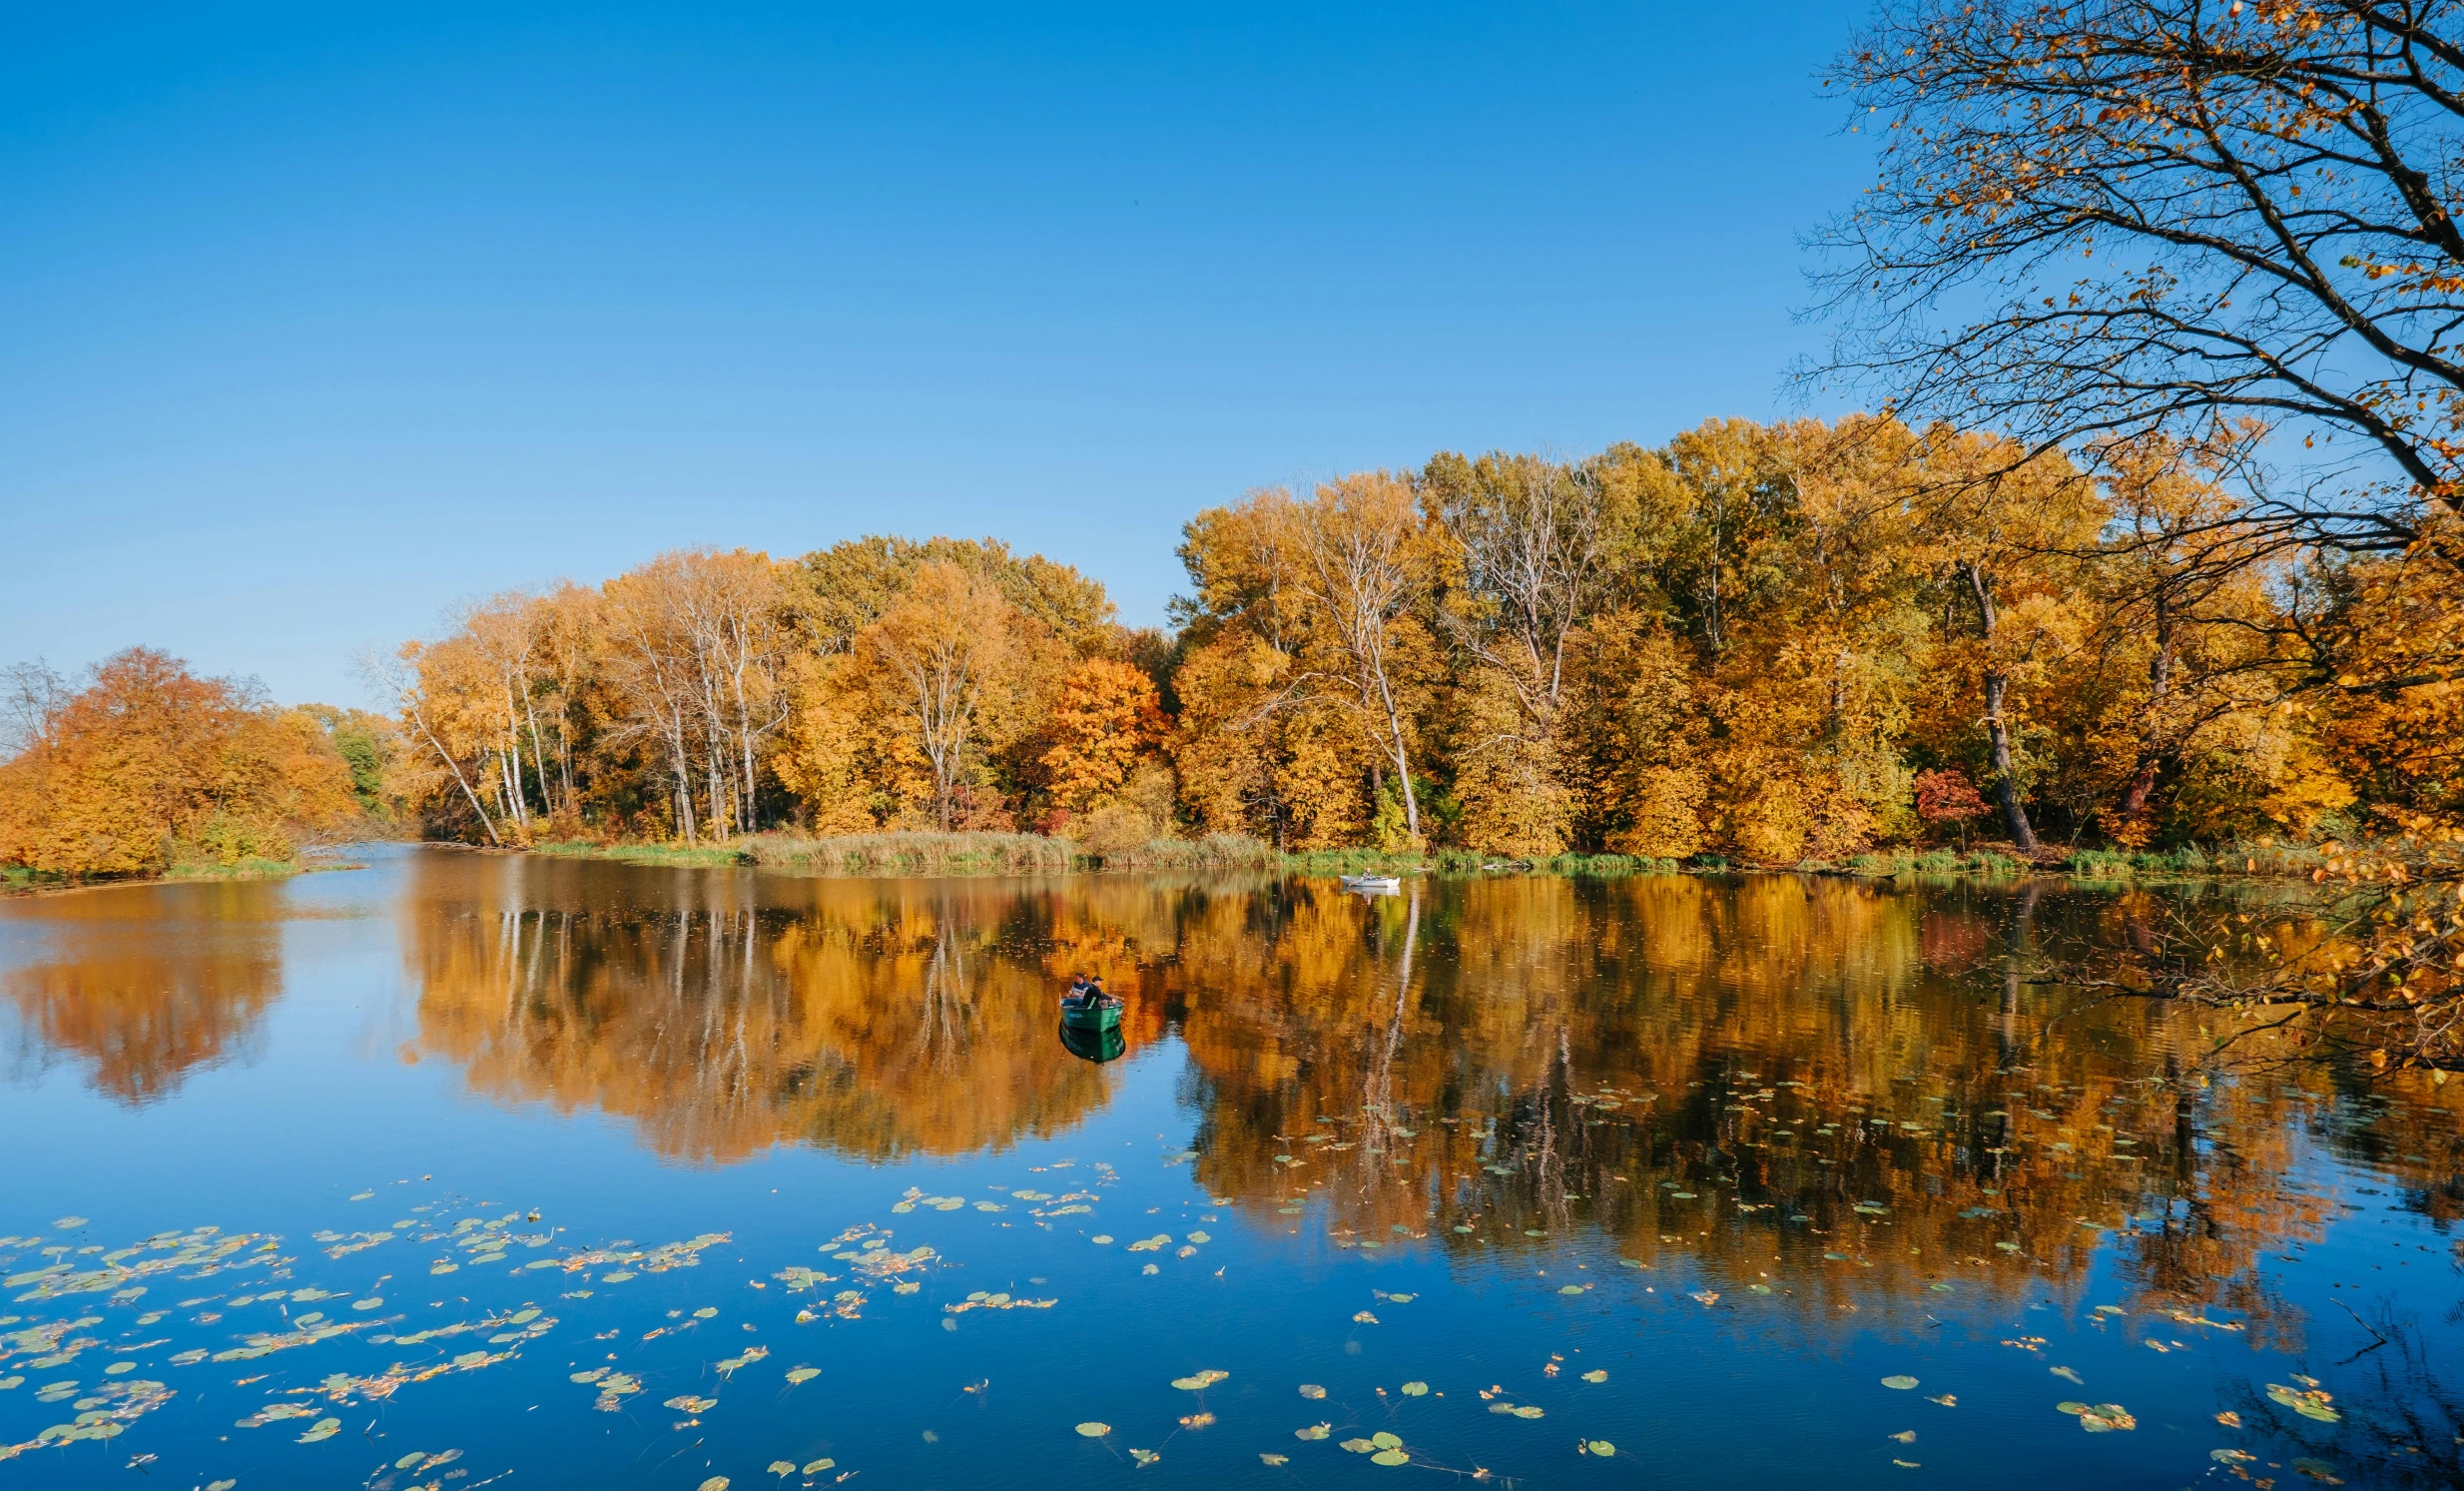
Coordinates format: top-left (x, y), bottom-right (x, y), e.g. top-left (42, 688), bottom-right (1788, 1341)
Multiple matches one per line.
top-left (1339, 873), bottom-right (1403, 893)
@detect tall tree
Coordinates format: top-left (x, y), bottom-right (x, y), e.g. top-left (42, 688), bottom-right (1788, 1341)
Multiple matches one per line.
top-left (1815, 0), bottom-right (2464, 559)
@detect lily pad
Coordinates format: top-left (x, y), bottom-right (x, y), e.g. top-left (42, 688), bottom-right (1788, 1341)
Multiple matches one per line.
top-left (1295, 1424), bottom-right (1332, 1440)
top-left (1881, 1376), bottom-right (1919, 1390)
top-left (1581, 1369), bottom-right (1607, 1383)
top-left (769, 1462), bottom-right (797, 1477)
top-left (1586, 1441), bottom-right (1615, 1457)
top-left (1261, 1453), bottom-right (1290, 1466)
top-left (1401, 1381), bottom-right (1429, 1396)
top-left (786, 1366), bottom-right (820, 1385)
top-left (801, 1461), bottom-right (835, 1475)
top-left (1341, 1437), bottom-right (1377, 1453)
top-left (1298, 1384), bottom-right (1326, 1399)
top-left (1075, 1422), bottom-right (1111, 1437)
top-left (1371, 1432), bottom-right (1402, 1450)
top-left (1371, 1449), bottom-right (1409, 1466)
top-left (1170, 1369), bottom-right (1230, 1391)
top-left (297, 1417), bottom-right (341, 1443)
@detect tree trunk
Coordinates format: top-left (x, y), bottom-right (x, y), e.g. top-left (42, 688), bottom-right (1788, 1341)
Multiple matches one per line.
top-left (1966, 561), bottom-right (2038, 855)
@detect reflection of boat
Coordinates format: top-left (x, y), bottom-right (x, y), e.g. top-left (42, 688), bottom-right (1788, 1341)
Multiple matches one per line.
top-left (1057, 1020), bottom-right (1126, 1064)
top-left (1340, 874), bottom-right (1403, 893)
top-left (1059, 997), bottom-right (1122, 1032)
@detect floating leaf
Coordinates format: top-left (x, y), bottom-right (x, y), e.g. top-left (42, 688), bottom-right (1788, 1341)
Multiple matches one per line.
top-left (2051, 1366), bottom-right (2083, 1384)
top-left (801, 1461), bottom-right (835, 1475)
top-left (1298, 1384), bottom-right (1326, 1399)
top-left (1372, 1432), bottom-right (1402, 1450)
top-left (2078, 1404), bottom-right (2136, 1433)
top-left (786, 1366), bottom-right (820, 1385)
top-left (1372, 1449), bottom-right (1409, 1466)
top-left (1260, 1453), bottom-right (1289, 1466)
top-left (1888, 1430), bottom-right (1916, 1444)
top-left (1580, 1369), bottom-right (1607, 1383)
top-left (297, 1417), bottom-right (341, 1443)
top-left (1075, 1422), bottom-right (1110, 1438)
top-left (1170, 1369), bottom-right (1229, 1391)
top-left (694, 1307), bottom-right (719, 1319)
top-left (1352, 1311), bottom-right (1379, 1324)
top-left (699, 1479), bottom-right (730, 1491)
top-left (1880, 1375), bottom-right (1919, 1390)
top-left (2055, 1401), bottom-right (2090, 1416)
top-left (1341, 1438), bottom-right (1377, 1453)
top-left (1127, 1449), bottom-right (1159, 1467)
top-left (1586, 1441), bottom-right (1615, 1457)
top-left (1401, 1381), bottom-right (1429, 1396)
top-left (769, 1462), bottom-right (797, 1478)
top-left (1295, 1424), bottom-right (1331, 1440)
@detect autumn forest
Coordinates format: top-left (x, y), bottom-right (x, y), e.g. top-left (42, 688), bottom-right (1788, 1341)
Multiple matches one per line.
top-left (4, 416), bottom-right (2454, 884)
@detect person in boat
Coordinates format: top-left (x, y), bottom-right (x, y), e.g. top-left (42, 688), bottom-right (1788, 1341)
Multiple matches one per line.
top-left (1084, 976), bottom-right (1115, 1011)
top-left (1065, 974), bottom-right (1091, 1011)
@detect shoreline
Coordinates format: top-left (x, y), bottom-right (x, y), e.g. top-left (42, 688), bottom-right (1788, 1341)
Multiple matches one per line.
top-left (1, 856), bottom-right (367, 899)
top-left (475, 834), bottom-right (2352, 887)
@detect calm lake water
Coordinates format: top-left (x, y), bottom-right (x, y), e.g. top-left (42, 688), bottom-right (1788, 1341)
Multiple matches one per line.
top-left (2, 850), bottom-right (2459, 1490)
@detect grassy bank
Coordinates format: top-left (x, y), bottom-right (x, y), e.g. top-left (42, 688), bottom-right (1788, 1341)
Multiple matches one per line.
top-left (3, 855), bottom-right (341, 896)
top-left (510, 830), bottom-right (2371, 885)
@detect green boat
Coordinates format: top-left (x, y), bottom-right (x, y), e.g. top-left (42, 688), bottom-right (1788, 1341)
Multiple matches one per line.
top-left (1059, 997), bottom-right (1122, 1033)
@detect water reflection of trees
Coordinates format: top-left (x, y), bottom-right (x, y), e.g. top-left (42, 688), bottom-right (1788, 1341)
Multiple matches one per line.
top-left (403, 857), bottom-right (1124, 1164)
top-left (1, 885), bottom-right (286, 1104)
top-left (396, 855), bottom-right (2464, 1332)
top-left (1155, 875), bottom-right (2463, 1345)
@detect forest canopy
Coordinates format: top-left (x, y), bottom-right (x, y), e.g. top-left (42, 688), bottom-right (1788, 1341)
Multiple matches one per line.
top-left (358, 415), bottom-right (2455, 864)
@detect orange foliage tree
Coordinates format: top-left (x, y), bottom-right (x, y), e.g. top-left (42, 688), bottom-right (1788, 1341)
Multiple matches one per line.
top-left (0, 648), bottom-right (360, 876)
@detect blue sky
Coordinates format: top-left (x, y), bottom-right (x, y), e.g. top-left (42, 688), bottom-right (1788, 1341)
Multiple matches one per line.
top-left (1, 2), bottom-right (1875, 704)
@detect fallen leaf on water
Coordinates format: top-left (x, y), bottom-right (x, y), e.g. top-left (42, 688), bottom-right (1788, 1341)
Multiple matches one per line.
top-left (1075, 1422), bottom-right (1110, 1438)
top-left (1880, 1376), bottom-right (1919, 1390)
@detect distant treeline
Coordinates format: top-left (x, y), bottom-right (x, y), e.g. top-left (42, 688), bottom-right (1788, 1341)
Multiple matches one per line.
top-left (3, 414), bottom-right (2453, 880)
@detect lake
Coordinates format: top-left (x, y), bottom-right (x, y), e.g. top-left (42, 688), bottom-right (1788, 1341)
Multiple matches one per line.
top-left (2, 849), bottom-right (2457, 1489)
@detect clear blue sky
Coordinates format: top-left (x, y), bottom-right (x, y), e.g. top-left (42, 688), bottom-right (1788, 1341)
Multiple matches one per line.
top-left (1, 2), bottom-right (1874, 705)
